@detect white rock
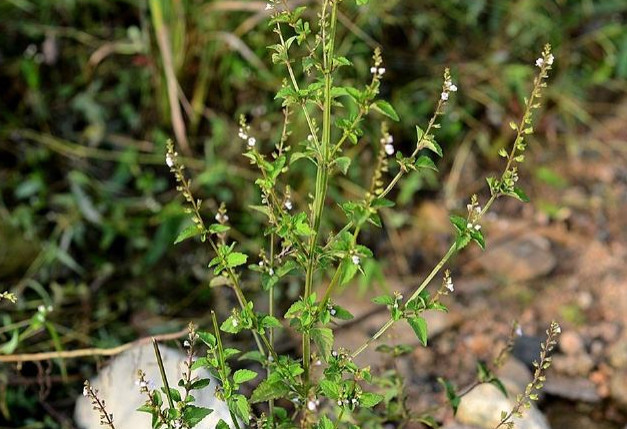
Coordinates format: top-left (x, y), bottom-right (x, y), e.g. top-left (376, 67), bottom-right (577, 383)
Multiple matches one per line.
top-left (456, 383), bottom-right (551, 429)
top-left (75, 343), bottom-right (235, 428)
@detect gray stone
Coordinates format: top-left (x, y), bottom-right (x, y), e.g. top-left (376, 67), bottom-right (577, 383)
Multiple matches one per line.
top-left (543, 375), bottom-right (601, 403)
top-left (497, 358), bottom-right (533, 396)
top-left (609, 370), bottom-right (627, 411)
top-left (456, 384), bottom-right (551, 429)
top-left (75, 343), bottom-right (234, 429)
top-left (478, 235), bottom-right (556, 282)
top-left (552, 353), bottom-right (595, 377)
top-left (608, 338), bottom-right (627, 370)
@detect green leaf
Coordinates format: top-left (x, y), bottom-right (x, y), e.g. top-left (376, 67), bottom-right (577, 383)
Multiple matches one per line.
top-left (359, 392), bottom-right (383, 408)
top-left (508, 187), bottom-right (530, 202)
top-left (197, 331), bottom-right (216, 347)
top-left (338, 258), bottom-right (359, 286)
top-left (371, 198), bottom-right (395, 209)
top-left (356, 0), bottom-right (369, 5)
top-left (216, 421), bottom-right (231, 429)
top-left (449, 215), bottom-right (467, 233)
top-left (415, 155), bottom-right (438, 171)
top-left (470, 229), bottom-right (486, 250)
top-left (174, 224), bottom-right (202, 244)
top-left (233, 369), bottom-right (258, 384)
top-left (371, 100), bottom-right (400, 121)
top-left (230, 394), bottom-right (250, 424)
top-left (335, 156), bottom-right (351, 174)
top-left (372, 295), bottom-right (395, 306)
top-left (331, 305), bottom-right (354, 320)
top-left (318, 416), bottom-right (335, 429)
top-left (407, 316), bottom-right (428, 346)
top-left (190, 378), bottom-right (212, 390)
top-left (250, 379), bottom-right (290, 403)
top-left (182, 405), bottom-right (213, 428)
top-left (311, 327), bottom-right (334, 361)
top-left (209, 224), bottom-right (230, 234)
top-left (319, 379), bottom-right (340, 399)
top-left (438, 378), bottom-right (461, 415)
top-left (226, 252), bottom-right (247, 268)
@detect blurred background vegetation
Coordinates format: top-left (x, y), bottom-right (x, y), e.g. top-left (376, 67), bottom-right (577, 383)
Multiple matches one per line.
top-left (0, 0), bottom-right (625, 426)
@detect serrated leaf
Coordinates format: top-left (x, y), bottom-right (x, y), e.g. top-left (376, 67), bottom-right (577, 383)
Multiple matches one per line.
top-left (335, 156), bottom-right (351, 174)
top-left (311, 327), bottom-right (334, 361)
top-left (182, 405), bottom-right (213, 428)
top-left (174, 225), bottom-right (201, 244)
top-left (331, 305), bottom-right (354, 320)
top-left (233, 369), bottom-right (258, 384)
top-left (449, 215), bottom-right (467, 233)
top-left (422, 136), bottom-right (443, 157)
top-left (407, 316), bottom-right (428, 346)
top-left (372, 295), bottom-right (395, 306)
top-left (509, 187), bottom-right (530, 202)
top-left (415, 155), bottom-right (438, 171)
top-left (250, 379), bottom-right (289, 403)
top-left (230, 394), bottom-right (250, 424)
top-left (359, 392), bottom-right (383, 408)
top-left (319, 379), bottom-right (340, 399)
top-left (209, 224), bottom-right (230, 234)
top-left (338, 258), bottom-right (359, 286)
top-left (190, 378), bottom-right (212, 390)
top-left (226, 252), bottom-right (247, 268)
top-left (371, 100), bottom-right (400, 121)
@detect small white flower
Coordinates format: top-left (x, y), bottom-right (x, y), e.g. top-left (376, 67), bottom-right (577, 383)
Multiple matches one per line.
top-left (474, 224), bottom-right (481, 231)
top-left (351, 255), bottom-right (360, 265)
top-left (238, 128), bottom-right (248, 140)
top-left (370, 66), bottom-right (377, 74)
top-left (466, 222), bottom-right (473, 229)
top-left (284, 199), bottom-right (293, 210)
top-left (307, 400), bottom-right (317, 411)
top-left (398, 294), bottom-right (403, 300)
top-left (268, 354), bottom-right (274, 362)
top-left (351, 398), bottom-right (358, 405)
top-left (247, 137), bottom-right (256, 147)
top-left (83, 386), bottom-right (89, 397)
top-left (554, 325), bottom-right (561, 334)
top-left (307, 134), bottom-right (314, 142)
top-left (331, 350), bottom-right (338, 357)
top-left (467, 203), bottom-right (474, 211)
top-left (38, 305), bottom-right (46, 313)
top-left (535, 58), bottom-right (545, 68)
top-left (386, 135), bottom-right (393, 143)
top-left (441, 92), bottom-right (449, 101)
top-left (330, 308), bottom-right (337, 316)
top-left (183, 340), bottom-right (191, 348)
top-left (265, 2), bottom-right (273, 10)
top-left (337, 400), bottom-right (343, 406)
top-left (515, 325), bottom-right (523, 337)
top-left (384, 144), bottom-right (395, 156)
top-left (475, 206), bottom-right (482, 214)
top-left (166, 153), bottom-right (174, 168)
top-left (378, 67), bottom-right (386, 76)
top-left (172, 419), bottom-right (183, 429)
top-left (546, 54), bottom-right (554, 66)
top-left (269, 268), bottom-right (274, 276)
top-left (449, 84), bottom-right (458, 92)
top-left (445, 278), bottom-right (454, 293)
top-left (232, 319), bottom-right (239, 327)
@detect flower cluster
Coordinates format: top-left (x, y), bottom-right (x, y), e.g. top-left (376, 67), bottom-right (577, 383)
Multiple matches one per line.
top-left (466, 194), bottom-right (482, 231)
top-left (443, 270), bottom-right (454, 293)
top-left (441, 68), bottom-right (458, 101)
top-left (370, 66), bottom-right (386, 77)
top-left (380, 133), bottom-right (394, 156)
top-left (238, 116), bottom-right (256, 148)
top-left (535, 53), bottom-right (554, 68)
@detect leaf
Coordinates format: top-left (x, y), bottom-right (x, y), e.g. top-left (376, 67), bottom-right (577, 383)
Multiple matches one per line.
top-left (209, 224), bottom-right (230, 234)
top-left (407, 316), bottom-right (428, 346)
top-left (190, 378), bottom-right (212, 390)
top-left (356, 0), bottom-right (369, 5)
top-left (250, 379), bottom-right (290, 403)
top-left (311, 327), bottom-right (334, 361)
top-left (338, 258), bottom-right (359, 286)
top-left (226, 252), bottom-right (247, 268)
top-left (449, 215), bottom-right (467, 233)
top-left (415, 155), bottom-right (438, 171)
top-left (197, 331), bottom-right (216, 347)
top-left (438, 378), bottom-right (461, 415)
top-left (318, 416), bottom-right (334, 429)
top-left (319, 379), bottom-right (340, 399)
top-left (182, 405), bottom-right (213, 428)
top-left (216, 421), bottom-right (231, 429)
top-left (372, 295), bottom-right (395, 306)
top-left (331, 305), bottom-right (354, 320)
top-left (174, 224), bottom-right (201, 244)
top-left (470, 229), bottom-right (486, 250)
top-left (371, 100), bottom-right (400, 121)
top-left (508, 187), bottom-right (530, 202)
top-left (230, 394), bottom-right (250, 424)
top-left (233, 369), bottom-right (258, 384)
top-left (335, 156), bottom-right (351, 174)
top-left (359, 392), bottom-right (383, 408)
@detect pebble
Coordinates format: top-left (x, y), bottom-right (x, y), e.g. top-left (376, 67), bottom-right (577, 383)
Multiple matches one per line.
top-left (75, 343), bottom-right (234, 429)
top-left (559, 331), bottom-right (585, 356)
top-left (496, 358), bottom-right (533, 396)
top-left (543, 375), bottom-right (601, 403)
top-left (552, 353), bottom-right (595, 377)
top-left (478, 235), bottom-right (556, 282)
top-left (456, 383), bottom-right (551, 429)
top-left (609, 370), bottom-right (627, 411)
top-left (607, 338), bottom-right (627, 369)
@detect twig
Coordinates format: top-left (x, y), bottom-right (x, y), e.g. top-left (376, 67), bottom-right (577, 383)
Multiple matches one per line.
top-left (0, 328), bottom-right (188, 363)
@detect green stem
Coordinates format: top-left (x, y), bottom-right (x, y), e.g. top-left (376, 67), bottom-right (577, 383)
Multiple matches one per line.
top-left (152, 338), bottom-right (175, 410)
top-left (303, 0), bottom-right (339, 385)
